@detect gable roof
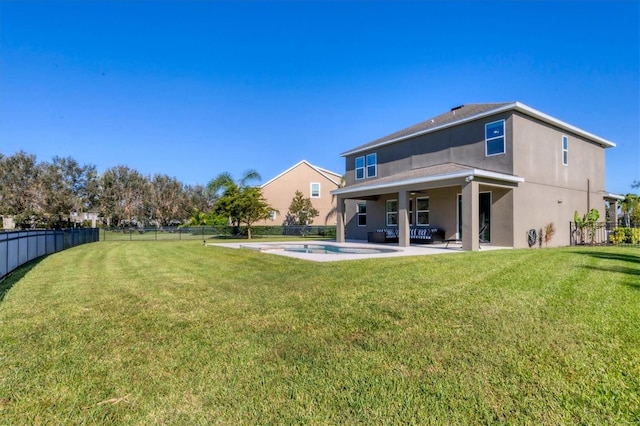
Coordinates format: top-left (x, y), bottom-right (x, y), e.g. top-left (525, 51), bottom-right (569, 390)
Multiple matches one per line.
top-left (341, 102), bottom-right (615, 156)
top-left (261, 160), bottom-right (342, 188)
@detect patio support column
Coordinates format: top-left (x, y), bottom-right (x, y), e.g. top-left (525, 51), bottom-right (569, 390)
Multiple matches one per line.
top-left (336, 196), bottom-right (345, 243)
top-left (608, 199), bottom-right (619, 227)
top-left (462, 179), bottom-right (480, 251)
top-left (398, 190), bottom-right (410, 247)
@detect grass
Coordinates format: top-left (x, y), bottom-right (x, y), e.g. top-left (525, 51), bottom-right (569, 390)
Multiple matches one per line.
top-left (0, 242), bottom-right (638, 424)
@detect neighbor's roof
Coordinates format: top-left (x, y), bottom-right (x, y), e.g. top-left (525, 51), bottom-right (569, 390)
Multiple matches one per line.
top-left (341, 102), bottom-right (616, 156)
top-left (261, 160), bottom-right (342, 188)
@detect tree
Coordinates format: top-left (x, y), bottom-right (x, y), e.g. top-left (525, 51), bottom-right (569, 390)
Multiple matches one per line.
top-left (324, 175), bottom-right (345, 225)
top-left (620, 193), bottom-right (640, 227)
top-left (235, 186), bottom-right (273, 239)
top-left (214, 185), bottom-right (274, 239)
top-left (148, 174), bottom-right (187, 226)
top-left (100, 166), bottom-right (149, 227)
top-left (0, 151), bottom-right (43, 228)
top-left (40, 156), bottom-right (99, 228)
top-left (286, 190), bottom-right (319, 226)
top-left (207, 170), bottom-right (262, 232)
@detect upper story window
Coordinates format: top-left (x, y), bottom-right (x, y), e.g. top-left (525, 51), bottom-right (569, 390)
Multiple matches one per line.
top-left (355, 156), bottom-right (365, 180)
top-left (485, 120), bottom-right (505, 156)
top-left (310, 182), bottom-right (320, 198)
top-left (357, 202), bottom-right (367, 226)
top-left (355, 153), bottom-right (377, 180)
top-left (366, 153), bottom-right (377, 178)
top-left (562, 135), bottom-right (568, 165)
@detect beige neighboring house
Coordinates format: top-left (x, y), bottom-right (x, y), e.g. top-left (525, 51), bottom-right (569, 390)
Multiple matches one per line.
top-left (332, 102), bottom-right (623, 251)
top-left (259, 160), bottom-right (343, 226)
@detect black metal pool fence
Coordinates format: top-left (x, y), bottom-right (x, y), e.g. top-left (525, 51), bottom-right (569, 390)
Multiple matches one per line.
top-left (1, 228), bottom-right (99, 281)
top-left (100, 225), bottom-right (337, 241)
top-left (569, 222), bottom-right (640, 247)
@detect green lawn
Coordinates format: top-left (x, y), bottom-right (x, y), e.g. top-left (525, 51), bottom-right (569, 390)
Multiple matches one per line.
top-left (0, 242), bottom-right (638, 424)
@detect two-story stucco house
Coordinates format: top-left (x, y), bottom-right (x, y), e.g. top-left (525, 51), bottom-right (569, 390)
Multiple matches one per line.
top-left (259, 160), bottom-right (343, 226)
top-left (332, 102), bottom-right (622, 251)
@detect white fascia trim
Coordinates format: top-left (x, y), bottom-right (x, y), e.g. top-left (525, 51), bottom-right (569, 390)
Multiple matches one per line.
top-left (602, 192), bottom-right (625, 201)
top-left (512, 102), bottom-right (616, 148)
top-left (341, 102), bottom-right (615, 157)
top-left (331, 169), bottom-right (524, 196)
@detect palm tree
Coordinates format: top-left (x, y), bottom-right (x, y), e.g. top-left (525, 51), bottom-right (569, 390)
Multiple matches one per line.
top-left (206, 169), bottom-right (261, 200)
top-left (206, 170), bottom-right (262, 234)
top-left (324, 175), bottom-right (346, 225)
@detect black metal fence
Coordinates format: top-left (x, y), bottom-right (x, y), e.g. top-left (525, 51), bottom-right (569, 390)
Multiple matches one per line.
top-left (101, 225), bottom-right (337, 241)
top-left (569, 222), bottom-right (640, 247)
top-left (1, 228), bottom-right (100, 281)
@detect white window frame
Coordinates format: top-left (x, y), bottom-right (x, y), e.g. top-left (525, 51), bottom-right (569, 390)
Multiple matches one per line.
top-left (409, 198), bottom-right (414, 226)
top-left (485, 119), bottom-right (505, 157)
top-left (355, 156), bottom-right (365, 180)
top-left (386, 199), bottom-right (398, 226)
top-left (269, 210), bottom-right (277, 221)
top-left (310, 182), bottom-right (320, 198)
top-left (357, 202), bottom-right (367, 227)
top-left (366, 153), bottom-right (377, 178)
top-left (562, 135), bottom-right (568, 166)
top-left (416, 197), bottom-right (430, 226)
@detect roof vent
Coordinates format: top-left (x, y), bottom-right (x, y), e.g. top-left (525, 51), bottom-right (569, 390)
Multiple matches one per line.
top-left (450, 105), bottom-right (464, 111)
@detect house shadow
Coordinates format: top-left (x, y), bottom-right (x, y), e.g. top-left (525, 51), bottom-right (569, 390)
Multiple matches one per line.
top-left (0, 258), bottom-right (44, 303)
top-left (572, 250), bottom-right (640, 291)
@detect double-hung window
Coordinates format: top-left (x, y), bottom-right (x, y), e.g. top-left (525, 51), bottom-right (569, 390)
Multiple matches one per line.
top-left (357, 203), bottom-right (367, 226)
top-left (366, 153), bottom-right (377, 178)
top-left (310, 182), bottom-right (320, 198)
top-left (355, 153), bottom-right (377, 180)
top-left (485, 120), bottom-right (505, 156)
top-left (416, 197), bottom-right (430, 225)
top-left (386, 199), bottom-right (398, 226)
top-left (562, 135), bottom-right (568, 165)
top-left (355, 156), bottom-right (365, 180)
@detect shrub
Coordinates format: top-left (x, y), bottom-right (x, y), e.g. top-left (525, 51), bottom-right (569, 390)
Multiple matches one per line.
top-left (609, 227), bottom-right (640, 245)
top-left (609, 228), bottom-right (626, 245)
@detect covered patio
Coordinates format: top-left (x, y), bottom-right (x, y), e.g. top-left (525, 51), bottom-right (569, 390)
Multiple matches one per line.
top-left (332, 163), bottom-right (524, 251)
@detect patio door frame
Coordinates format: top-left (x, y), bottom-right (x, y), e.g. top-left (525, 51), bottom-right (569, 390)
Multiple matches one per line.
top-left (457, 191), bottom-right (492, 243)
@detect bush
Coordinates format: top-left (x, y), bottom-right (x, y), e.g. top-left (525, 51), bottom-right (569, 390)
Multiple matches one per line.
top-left (609, 228), bottom-right (626, 245)
top-left (609, 227), bottom-right (640, 245)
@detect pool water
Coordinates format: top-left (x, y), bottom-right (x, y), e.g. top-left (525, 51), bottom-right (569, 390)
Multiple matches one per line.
top-left (283, 244), bottom-right (397, 255)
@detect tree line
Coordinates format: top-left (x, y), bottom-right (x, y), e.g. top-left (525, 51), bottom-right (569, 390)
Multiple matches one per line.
top-left (1, 151), bottom-right (215, 229)
top-left (0, 151), bottom-right (321, 236)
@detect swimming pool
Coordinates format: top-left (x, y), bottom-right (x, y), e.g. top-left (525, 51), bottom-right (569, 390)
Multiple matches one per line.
top-left (282, 244), bottom-right (398, 255)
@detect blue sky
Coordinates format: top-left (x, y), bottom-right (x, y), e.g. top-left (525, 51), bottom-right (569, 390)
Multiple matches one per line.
top-left (1, 1), bottom-right (638, 194)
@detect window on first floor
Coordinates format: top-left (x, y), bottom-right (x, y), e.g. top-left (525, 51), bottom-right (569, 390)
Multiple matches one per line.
top-left (416, 197), bottom-right (430, 225)
top-left (485, 119), bottom-right (505, 156)
top-left (562, 135), bottom-right (568, 166)
top-left (409, 198), bottom-right (414, 226)
top-left (357, 202), bottom-right (367, 226)
top-left (270, 210), bottom-right (277, 221)
top-left (310, 182), bottom-right (320, 198)
top-left (386, 199), bottom-right (398, 226)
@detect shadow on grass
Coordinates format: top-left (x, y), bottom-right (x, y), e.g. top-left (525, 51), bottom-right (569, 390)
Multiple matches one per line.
top-left (572, 250), bottom-right (640, 265)
top-left (574, 250), bottom-right (640, 291)
top-left (0, 258), bottom-right (44, 303)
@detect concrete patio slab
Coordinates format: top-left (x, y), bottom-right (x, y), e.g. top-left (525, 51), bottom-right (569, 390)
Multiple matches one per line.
top-left (208, 240), bottom-right (510, 262)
